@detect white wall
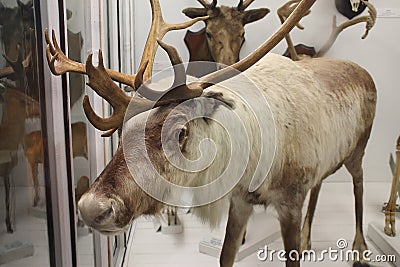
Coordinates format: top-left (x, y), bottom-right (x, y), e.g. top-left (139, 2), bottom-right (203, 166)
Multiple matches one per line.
top-left (134, 0), bottom-right (400, 182)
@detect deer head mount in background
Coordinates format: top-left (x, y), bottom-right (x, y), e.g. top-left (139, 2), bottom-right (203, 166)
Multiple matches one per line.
top-left (183, 0), bottom-right (269, 77)
top-left (335, 0), bottom-right (368, 19)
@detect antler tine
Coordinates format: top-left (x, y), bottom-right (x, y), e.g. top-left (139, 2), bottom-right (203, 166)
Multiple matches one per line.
top-left (139, 0), bottom-right (208, 80)
top-left (136, 40), bottom-right (199, 102)
top-left (157, 40), bottom-right (187, 88)
top-left (83, 50), bottom-right (132, 131)
top-left (197, 0), bottom-right (210, 8)
top-left (238, 0), bottom-right (254, 11)
top-left (196, 0), bottom-right (316, 87)
top-left (316, 0), bottom-right (376, 57)
top-left (45, 29), bottom-right (136, 88)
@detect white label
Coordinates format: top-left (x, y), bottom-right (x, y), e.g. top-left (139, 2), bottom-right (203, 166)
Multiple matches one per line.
top-left (377, 8), bottom-right (400, 18)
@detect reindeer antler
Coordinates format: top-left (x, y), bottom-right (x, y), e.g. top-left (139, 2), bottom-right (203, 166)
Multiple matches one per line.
top-left (139, 0), bottom-right (208, 81)
top-left (135, 39), bottom-right (202, 102)
top-left (197, 0), bottom-right (217, 9)
top-left (237, 0), bottom-right (255, 11)
top-left (83, 50), bottom-right (133, 133)
top-left (45, 29), bottom-right (136, 88)
top-left (317, 0), bottom-right (376, 57)
top-left (131, 0), bottom-right (317, 104)
top-left (47, 0), bottom-right (316, 136)
top-left (46, 0), bottom-right (207, 136)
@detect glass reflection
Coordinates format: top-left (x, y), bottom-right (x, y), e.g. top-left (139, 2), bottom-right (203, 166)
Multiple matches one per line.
top-left (0, 0), bottom-right (50, 266)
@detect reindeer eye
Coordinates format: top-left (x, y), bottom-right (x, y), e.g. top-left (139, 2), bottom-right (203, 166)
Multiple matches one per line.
top-left (178, 127), bottom-right (187, 144)
top-left (206, 32), bottom-right (212, 39)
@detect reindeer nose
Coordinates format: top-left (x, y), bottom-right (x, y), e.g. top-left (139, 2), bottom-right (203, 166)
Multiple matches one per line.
top-left (78, 193), bottom-right (116, 228)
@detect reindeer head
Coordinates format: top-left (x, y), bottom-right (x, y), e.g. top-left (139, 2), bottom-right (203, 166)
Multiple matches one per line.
top-left (45, 0), bottom-right (315, 235)
top-left (183, 0), bottom-right (269, 66)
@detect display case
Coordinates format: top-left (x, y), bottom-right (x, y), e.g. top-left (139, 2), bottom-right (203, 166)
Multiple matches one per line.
top-left (0, 0), bottom-right (135, 266)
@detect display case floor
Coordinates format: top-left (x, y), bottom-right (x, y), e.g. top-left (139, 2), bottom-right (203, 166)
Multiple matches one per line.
top-left (0, 186), bottom-right (94, 267)
top-left (125, 182), bottom-right (396, 267)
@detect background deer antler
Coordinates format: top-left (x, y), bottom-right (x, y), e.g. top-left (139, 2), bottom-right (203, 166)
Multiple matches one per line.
top-left (237, 0), bottom-right (255, 11)
top-left (197, 0), bottom-right (217, 9)
top-left (278, 0), bottom-right (311, 61)
top-left (278, 0), bottom-right (376, 60)
top-left (316, 0), bottom-right (376, 57)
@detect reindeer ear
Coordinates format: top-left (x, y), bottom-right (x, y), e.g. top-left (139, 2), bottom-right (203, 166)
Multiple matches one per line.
top-left (182, 8), bottom-right (208, 19)
top-left (204, 91), bottom-right (236, 109)
top-left (243, 8), bottom-right (270, 25)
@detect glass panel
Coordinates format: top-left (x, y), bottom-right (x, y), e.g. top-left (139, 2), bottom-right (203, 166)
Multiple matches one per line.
top-left (105, 0), bottom-right (134, 264)
top-left (65, 0), bottom-right (94, 266)
top-left (0, 0), bottom-right (50, 266)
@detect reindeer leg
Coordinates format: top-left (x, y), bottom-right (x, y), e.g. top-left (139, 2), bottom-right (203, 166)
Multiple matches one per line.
top-left (277, 193), bottom-right (305, 267)
top-left (4, 175), bottom-right (13, 233)
top-left (220, 195), bottom-right (253, 267)
top-left (344, 132), bottom-right (371, 267)
top-left (32, 161), bottom-right (40, 207)
top-left (26, 154), bottom-right (40, 207)
top-left (385, 144), bottom-right (400, 237)
top-left (301, 181), bottom-right (322, 253)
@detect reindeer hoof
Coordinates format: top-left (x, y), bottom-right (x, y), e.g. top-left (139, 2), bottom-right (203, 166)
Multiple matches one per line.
top-left (241, 231), bottom-right (247, 245)
top-left (353, 261), bottom-right (370, 267)
top-left (384, 226), bottom-right (396, 237)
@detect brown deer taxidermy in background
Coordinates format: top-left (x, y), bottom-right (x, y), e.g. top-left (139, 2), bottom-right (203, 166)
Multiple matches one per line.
top-left (0, 85), bottom-right (40, 233)
top-left (24, 122), bottom-right (88, 207)
top-left (46, 0), bottom-right (378, 266)
top-left (183, 0), bottom-right (270, 77)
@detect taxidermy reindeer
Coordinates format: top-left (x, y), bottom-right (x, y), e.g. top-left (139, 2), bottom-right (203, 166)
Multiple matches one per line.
top-left (46, 0), bottom-right (377, 266)
top-left (182, 0), bottom-right (270, 76)
top-left (276, 0), bottom-right (376, 253)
